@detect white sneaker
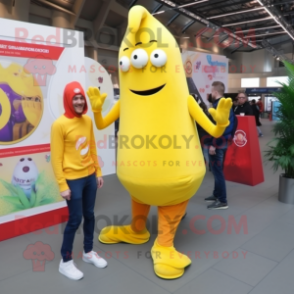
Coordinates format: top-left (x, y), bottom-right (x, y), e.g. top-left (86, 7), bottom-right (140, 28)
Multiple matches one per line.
top-left (59, 259), bottom-right (84, 280)
top-left (82, 251), bottom-right (107, 268)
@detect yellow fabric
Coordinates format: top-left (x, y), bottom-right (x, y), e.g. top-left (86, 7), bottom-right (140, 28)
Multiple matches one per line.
top-left (89, 5), bottom-right (232, 279)
top-left (50, 115), bottom-right (101, 192)
top-left (99, 224), bottom-right (150, 244)
top-left (151, 238), bottom-right (191, 279)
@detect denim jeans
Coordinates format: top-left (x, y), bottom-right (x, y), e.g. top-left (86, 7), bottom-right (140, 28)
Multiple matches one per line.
top-left (209, 148), bottom-right (227, 204)
top-left (61, 173), bottom-right (97, 262)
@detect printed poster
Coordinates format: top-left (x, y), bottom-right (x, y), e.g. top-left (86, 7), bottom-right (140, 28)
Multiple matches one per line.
top-left (182, 50), bottom-right (228, 104)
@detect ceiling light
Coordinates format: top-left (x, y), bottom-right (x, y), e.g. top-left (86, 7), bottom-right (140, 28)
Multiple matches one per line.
top-left (152, 10), bottom-right (165, 15)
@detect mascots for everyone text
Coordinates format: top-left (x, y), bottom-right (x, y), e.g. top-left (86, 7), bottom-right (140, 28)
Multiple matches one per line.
top-left (87, 6), bottom-right (232, 279)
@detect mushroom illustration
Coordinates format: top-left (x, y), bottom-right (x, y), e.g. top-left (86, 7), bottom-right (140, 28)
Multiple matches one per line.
top-left (23, 241), bottom-right (54, 272)
top-left (24, 56), bottom-right (56, 86)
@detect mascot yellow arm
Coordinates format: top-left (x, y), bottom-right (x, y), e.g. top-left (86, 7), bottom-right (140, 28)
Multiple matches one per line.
top-left (87, 86), bottom-right (120, 130)
top-left (93, 101), bottom-right (120, 130)
top-left (188, 95), bottom-right (232, 138)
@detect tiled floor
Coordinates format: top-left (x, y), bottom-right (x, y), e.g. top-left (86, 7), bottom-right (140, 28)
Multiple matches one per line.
top-left (1, 119), bottom-right (294, 294)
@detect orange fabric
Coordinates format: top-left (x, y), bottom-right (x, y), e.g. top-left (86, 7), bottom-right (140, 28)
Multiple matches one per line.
top-left (157, 200), bottom-right (189, 247)
top-left (131, 199), bottom-right (150, 232)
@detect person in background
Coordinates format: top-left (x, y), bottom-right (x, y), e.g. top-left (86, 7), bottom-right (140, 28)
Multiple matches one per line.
top-left (51, 81), bottom-right (107, 281)
top-left (204, 81), bottom-right (235, 210)
top-left (234, 92), bottom-right (253, 115)
top-left (256, 98), bottom-right (264, 119)
top-left (251, 99), bottom-right (263, 137)
top-left (232, 96), bottom-right (239, 112)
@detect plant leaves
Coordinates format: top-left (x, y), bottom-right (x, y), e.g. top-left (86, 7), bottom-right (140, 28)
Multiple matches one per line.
top-left (39, 198), bottom-right (54, 205)
top-left (30, 190), bottom-right (36, 208)
top-left (1, 196), bottom-right (22, 206)
top-left (15, 186), bottom-right (30, 209)
top-left (0, 180), bottom-right (19, 196)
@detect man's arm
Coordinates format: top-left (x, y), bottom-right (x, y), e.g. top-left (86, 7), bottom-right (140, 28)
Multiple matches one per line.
top-left (90, 120), bottom-right (102, 177)
top-left (50, 122), bottom-right (69, 192)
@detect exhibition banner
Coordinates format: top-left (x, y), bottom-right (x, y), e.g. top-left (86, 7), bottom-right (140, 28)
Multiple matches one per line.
top-left (84, 57), bottom-right (116, 176)
top-left (181, 51), bottom-right (228, 104)
top-left (0, 18), bottom-right (85, 228)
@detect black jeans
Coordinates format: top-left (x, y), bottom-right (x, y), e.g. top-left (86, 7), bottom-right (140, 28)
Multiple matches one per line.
top-left (209, 148), bottom-right (228, 203)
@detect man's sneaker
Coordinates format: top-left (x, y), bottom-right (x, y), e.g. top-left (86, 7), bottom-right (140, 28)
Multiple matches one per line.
top-left (204, 196), bottom-right (217, 202)
top-left (59, 259), bottom-right (84, 280)
top-left (83, 251), bottom-right (107, 268)
top-left (207, 200), bottom-right (228, 210)
top-left (259, 134), bottom-right (263, 137)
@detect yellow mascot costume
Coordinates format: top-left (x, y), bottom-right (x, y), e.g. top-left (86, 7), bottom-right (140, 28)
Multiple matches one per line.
top-left (87, 5), bottom-right (232, 279)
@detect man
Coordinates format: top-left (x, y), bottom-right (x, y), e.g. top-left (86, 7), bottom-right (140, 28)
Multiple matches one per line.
top-left (234, 92), bottom-right (253, 115)
top-left (232, 96), bottom-right (239, 112)
top-left (204, 81), bottom-right (235, 209)
top-left (251, 99), bottom-right (263, 137)
top-left (256, 98), bottom-right (264, 119)
top-left (51, 81), bottom-right (107, 281)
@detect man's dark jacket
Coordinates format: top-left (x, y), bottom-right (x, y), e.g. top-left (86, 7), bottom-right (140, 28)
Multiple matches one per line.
top-left (234, 101), bottom-right (253, 115)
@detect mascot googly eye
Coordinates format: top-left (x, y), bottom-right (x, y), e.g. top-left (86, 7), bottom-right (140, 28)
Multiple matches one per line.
top-left (150, 49), bottom-right (167, 68)
top-left (119, 56), bottom-right (130, 72)
top-left (131, 49), bottom-right (148, 69)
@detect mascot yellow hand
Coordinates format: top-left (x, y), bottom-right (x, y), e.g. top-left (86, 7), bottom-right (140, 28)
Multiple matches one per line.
top-left (86, 87), bottom-right (107, 112)
top-left (208, 98), bottom-right (232, 127)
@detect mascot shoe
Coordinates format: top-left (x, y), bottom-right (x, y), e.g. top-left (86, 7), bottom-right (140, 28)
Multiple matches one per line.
top-left (151, 239), bottom-right (191, 279)
top-left (99, 225), bottom-right (150, 244)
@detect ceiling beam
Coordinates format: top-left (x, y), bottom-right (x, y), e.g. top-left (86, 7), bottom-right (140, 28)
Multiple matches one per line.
top-left (152, 4), bottom-right (163, 14)
top-left (194, 27), bottom-right (210, 38)
top-left (190, 0), bottom-right (228, 10)
top-left (70, 0), bottom-right (86, 27)
top-left (223, 16), bottom-right (273, 27)
top-left (155, 0), bottom-right (260, 49)
top-left (271, 0), bottom-right (294, 6)
top-left (254, 31), bottom-right (287, 38)
top-left (93, 0), bottom-right (116, 37)
top-left (241, 25), bottom-right (280, 33)
top-left (257, 0), bottom-right (294, 41)
top-left (207, 6), bottom-right (264, 19)
top-left (109, 0), bottom-right (129, 19)
top-left (200, 0), bottom-right (256, 13)
top-left (166, 13), bottom-right (180, 26)
top-left (33, 0), bottom-right (75, 15)
top-left (283, 10), bottom-right (294, 16)
top-left (182, 20), bottom-right (196, 33)
top-left (230, 44), bottom-right (243, 54)
top-left (129, 0), bottom-right (139, 9)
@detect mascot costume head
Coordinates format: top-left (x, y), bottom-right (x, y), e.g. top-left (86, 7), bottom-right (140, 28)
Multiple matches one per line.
top-left (87, 5), bottom-right (232, 279)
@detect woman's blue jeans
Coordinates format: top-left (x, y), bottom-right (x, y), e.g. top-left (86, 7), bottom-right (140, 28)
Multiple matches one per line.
top-left (61, 173), bottom-right (97, 262)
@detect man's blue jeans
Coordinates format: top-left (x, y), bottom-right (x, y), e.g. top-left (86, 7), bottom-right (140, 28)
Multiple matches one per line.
top-left (61, 173), bottom-right (97, 262)
top-left (209, 148), bottom-right (227, 204)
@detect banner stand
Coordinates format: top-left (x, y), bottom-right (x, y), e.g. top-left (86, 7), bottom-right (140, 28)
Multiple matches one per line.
top-left (0, 207), bottom-right (68, 242)
top-left (223, 116), bottom-right (264, 186)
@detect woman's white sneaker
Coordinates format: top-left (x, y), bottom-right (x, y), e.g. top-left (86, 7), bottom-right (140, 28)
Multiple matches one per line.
top-left (83, 251), bottom-right (107, 268)
top-left (59, 260), bottom-right (84, 280)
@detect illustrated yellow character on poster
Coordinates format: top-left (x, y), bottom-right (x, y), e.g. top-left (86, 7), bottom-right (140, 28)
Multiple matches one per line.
top-left (0, 62), bottom-right (43, 144)
top-left (87, 6), bottom-right (232, 279)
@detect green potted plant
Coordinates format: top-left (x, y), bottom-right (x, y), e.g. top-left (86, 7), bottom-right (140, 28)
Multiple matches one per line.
top-left (265, 60), bottom-right (294, 204)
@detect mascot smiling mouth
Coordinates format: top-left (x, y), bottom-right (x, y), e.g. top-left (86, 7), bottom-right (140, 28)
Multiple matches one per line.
top-left (130, 84), bottom-right (165, 96)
